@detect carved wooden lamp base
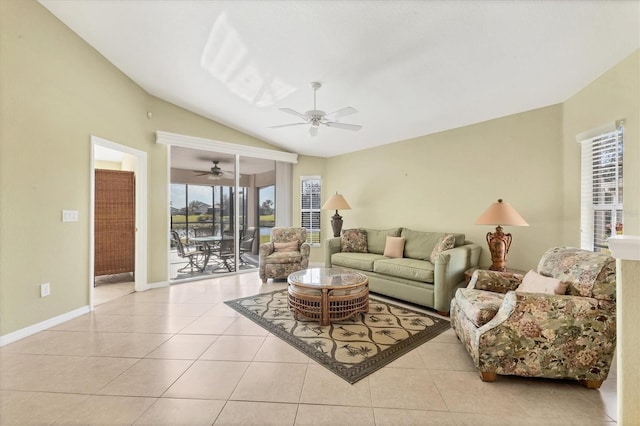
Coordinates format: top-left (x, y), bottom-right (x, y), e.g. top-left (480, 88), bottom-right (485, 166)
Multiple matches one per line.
top-left (487, 225), bottom-right (512, 272)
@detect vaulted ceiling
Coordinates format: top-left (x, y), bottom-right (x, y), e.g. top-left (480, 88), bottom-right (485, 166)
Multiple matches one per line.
top-left (40, 1), bottom-right (639, 157)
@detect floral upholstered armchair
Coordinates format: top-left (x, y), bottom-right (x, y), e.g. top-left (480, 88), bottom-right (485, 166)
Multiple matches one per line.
top-left (259, 227), bottom-right (310, 283)
top-left (450, 247), bottom-right (616, 389)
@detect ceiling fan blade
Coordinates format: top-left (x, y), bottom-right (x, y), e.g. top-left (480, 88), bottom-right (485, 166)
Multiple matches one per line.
top-left (324, 122), bottom-right (362, 131)
top-left (279, 108), bottom-right (308, 120)
top-left (193, 171), bottom-right (210, 176)
top-left (268, 122), bottom-right (307, 129)
top-left (309, 126), bottom-right (318, 137)
top-left (324, 106), bottom-right (357, 121)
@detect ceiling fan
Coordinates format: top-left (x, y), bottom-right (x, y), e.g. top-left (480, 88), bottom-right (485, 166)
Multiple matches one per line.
top-left (269, 82), bottom-right (362, 137)
top-left (193, 160), bottom-right (230, 180)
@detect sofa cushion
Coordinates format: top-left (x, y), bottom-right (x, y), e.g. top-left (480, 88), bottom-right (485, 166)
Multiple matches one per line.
top-left (455, 288), bottom-right (505, 328)
top-left (374, 258), bottom-right (434, 283)
top-left (383, 236), bottom-right (405, 258)
top-left (430, 233), bottom-right (456, 263)
top-left (341, 228), bottom-right (368, 253)
top-left (264, 251), bottom-right (302, 264)
top-left (365, 228), bottom-right (402, 254)
top-left (331, 252), bottom-right (385, 271)
top-left (400, 229), bottom-right (445, 260)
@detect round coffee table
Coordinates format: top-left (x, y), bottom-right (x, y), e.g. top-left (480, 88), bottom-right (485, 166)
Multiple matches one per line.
top-left (287, 267), bottom-right (369, 326)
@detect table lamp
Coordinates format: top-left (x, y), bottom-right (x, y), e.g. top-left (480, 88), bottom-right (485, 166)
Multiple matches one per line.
top-left (476, 199), bottom-right (529, 271)
top-left (322, 192), bottom-right (351, 237)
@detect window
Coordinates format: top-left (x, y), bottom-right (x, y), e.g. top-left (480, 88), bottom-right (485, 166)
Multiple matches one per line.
top-left (170, 183), bottom-right (248, 240)
top-left (580, 122), bottom-right (623, 252)
top-left (300, 176), bottom-right (321, 246)
top-left (258, 185), bottom-right (275, 244)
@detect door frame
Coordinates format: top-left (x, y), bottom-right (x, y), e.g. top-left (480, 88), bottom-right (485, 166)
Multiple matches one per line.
top-left (90, 136), bottom-right (148, 308)
top-left (158, 131), bottom-right (297, 282)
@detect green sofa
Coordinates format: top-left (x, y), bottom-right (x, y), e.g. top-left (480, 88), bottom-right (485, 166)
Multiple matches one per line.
top-left (325, 228), bottom-right (482, 314)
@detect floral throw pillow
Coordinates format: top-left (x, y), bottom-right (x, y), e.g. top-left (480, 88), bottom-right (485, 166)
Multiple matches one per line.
top-left (429, 233), bottom-right (455, 263)
top-left (341, 229), bottom-right (368, 253)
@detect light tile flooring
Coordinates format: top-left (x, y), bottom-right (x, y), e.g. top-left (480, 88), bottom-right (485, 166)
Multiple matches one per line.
top-left (0, 272), bottom-right (617, 425)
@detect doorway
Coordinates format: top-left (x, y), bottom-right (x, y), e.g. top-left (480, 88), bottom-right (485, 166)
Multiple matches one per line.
top-left (90, 136), bottom-right (148, 308)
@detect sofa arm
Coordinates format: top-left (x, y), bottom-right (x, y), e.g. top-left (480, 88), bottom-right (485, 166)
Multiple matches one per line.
top-left (468, 270), bottom-right (523, 293)
top-left (325, 237), bottom-right (342, 267)
top-left (433, 243), bottom-right (482, 313)
top-left (476, 292), bottom-right (616, 380)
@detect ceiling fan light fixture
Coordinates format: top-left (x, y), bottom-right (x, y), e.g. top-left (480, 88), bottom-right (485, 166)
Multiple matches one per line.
top-left (193, 160), bottom-right (228, 179)
top-left (268, 82), bottom-right (362, 135)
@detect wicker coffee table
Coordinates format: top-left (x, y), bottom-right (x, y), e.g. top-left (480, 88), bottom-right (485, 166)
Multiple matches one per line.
top-left (287, 267), bottom-right (369, 326)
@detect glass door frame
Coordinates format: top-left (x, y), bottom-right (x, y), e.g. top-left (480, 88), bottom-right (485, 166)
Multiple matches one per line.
top-left (159, 131), bottom-right (298, 283)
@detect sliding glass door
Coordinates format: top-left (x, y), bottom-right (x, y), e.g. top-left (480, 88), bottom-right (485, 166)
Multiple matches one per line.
top-left (169, 148), bottom-right (275, 281)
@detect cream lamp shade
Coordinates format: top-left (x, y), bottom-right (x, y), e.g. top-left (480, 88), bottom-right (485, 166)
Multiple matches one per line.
top-left (476, 199), bottom-right (529, 227)
top-left (476, 199), bottom-right (528, 271)
top-left (321, 193), bottom-right (351, 211)
top-left (322, 193), bottom-right (351, 237)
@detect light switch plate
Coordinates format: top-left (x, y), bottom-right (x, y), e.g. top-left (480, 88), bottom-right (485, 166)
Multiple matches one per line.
top-left (41, 282), bottom-right (50, 297)
top-left (62, 210), bottom-right (79, 222)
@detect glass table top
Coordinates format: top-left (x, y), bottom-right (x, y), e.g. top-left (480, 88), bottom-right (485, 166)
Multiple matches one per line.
top-left (288, 267), bottom-right (368, 288)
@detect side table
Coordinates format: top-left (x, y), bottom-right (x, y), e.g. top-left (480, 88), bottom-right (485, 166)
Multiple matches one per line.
top-left (464, 266), bottom-right (527, 285)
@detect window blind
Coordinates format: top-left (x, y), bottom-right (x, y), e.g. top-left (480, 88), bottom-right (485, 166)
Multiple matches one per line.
top-left (300, 176), bottom-right (321, 245)
top-left (580, 124), bottom-right (623, 252)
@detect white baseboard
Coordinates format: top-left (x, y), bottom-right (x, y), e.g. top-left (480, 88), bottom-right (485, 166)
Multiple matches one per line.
top-left (147, 280), bottom-right (169, 289)
top-left (0, 305), bottom-right (91, 347)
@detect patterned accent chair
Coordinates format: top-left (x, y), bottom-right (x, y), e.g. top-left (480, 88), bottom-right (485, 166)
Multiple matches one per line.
top-left (450, 247), bottom-right (616, 389)
top-left (259, 227), bottom-right (311, 283)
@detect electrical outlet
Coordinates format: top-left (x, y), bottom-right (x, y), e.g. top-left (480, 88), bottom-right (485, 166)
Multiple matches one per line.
top-left (40, 282), bottom-right (50, 297)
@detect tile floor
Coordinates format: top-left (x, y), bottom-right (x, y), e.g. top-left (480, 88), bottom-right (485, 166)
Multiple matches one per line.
top-left (0, 273), bottom-right (617, 425)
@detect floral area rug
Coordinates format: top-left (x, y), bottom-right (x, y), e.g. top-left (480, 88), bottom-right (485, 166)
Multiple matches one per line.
top-left (224, 289), bottom-right (450, 384)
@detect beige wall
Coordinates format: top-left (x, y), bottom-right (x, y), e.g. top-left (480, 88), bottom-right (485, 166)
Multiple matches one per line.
top-left (0, 0), bottom-right (281, 335)
top-left (562, 50), bottom-right (640, 242)
top-left (303, 104), bottom-right (565, 270)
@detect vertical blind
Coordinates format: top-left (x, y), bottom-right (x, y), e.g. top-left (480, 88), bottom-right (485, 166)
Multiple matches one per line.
top-left (275, 161), bottom-right (292, 227)
top-left (580, 124), bottom-right (623, 252)
top-left (300, 176), bottom-right (321, 245)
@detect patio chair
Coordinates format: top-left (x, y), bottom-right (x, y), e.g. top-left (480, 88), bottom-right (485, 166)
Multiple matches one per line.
top-left (171, 230), bottom-right (209, 273)
top-left (212, 238), bottom-right (235, 273)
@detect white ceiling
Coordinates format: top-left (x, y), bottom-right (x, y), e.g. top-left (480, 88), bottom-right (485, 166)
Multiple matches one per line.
top-left (40, 1), bottom-right (639, 158)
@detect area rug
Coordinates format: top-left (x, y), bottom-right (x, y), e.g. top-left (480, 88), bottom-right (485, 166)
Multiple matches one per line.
top-left (224, 289), bottom-right (450, 384)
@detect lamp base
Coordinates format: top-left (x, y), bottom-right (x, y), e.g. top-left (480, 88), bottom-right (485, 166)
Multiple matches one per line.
top-left (486, 226), bottom-right (513, 272)
top-left (331, 212), bottom-right (343, 238)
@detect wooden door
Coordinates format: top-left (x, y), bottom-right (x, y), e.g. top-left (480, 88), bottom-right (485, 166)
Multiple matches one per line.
top-left (95, 169), bottom-right (135, 276)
